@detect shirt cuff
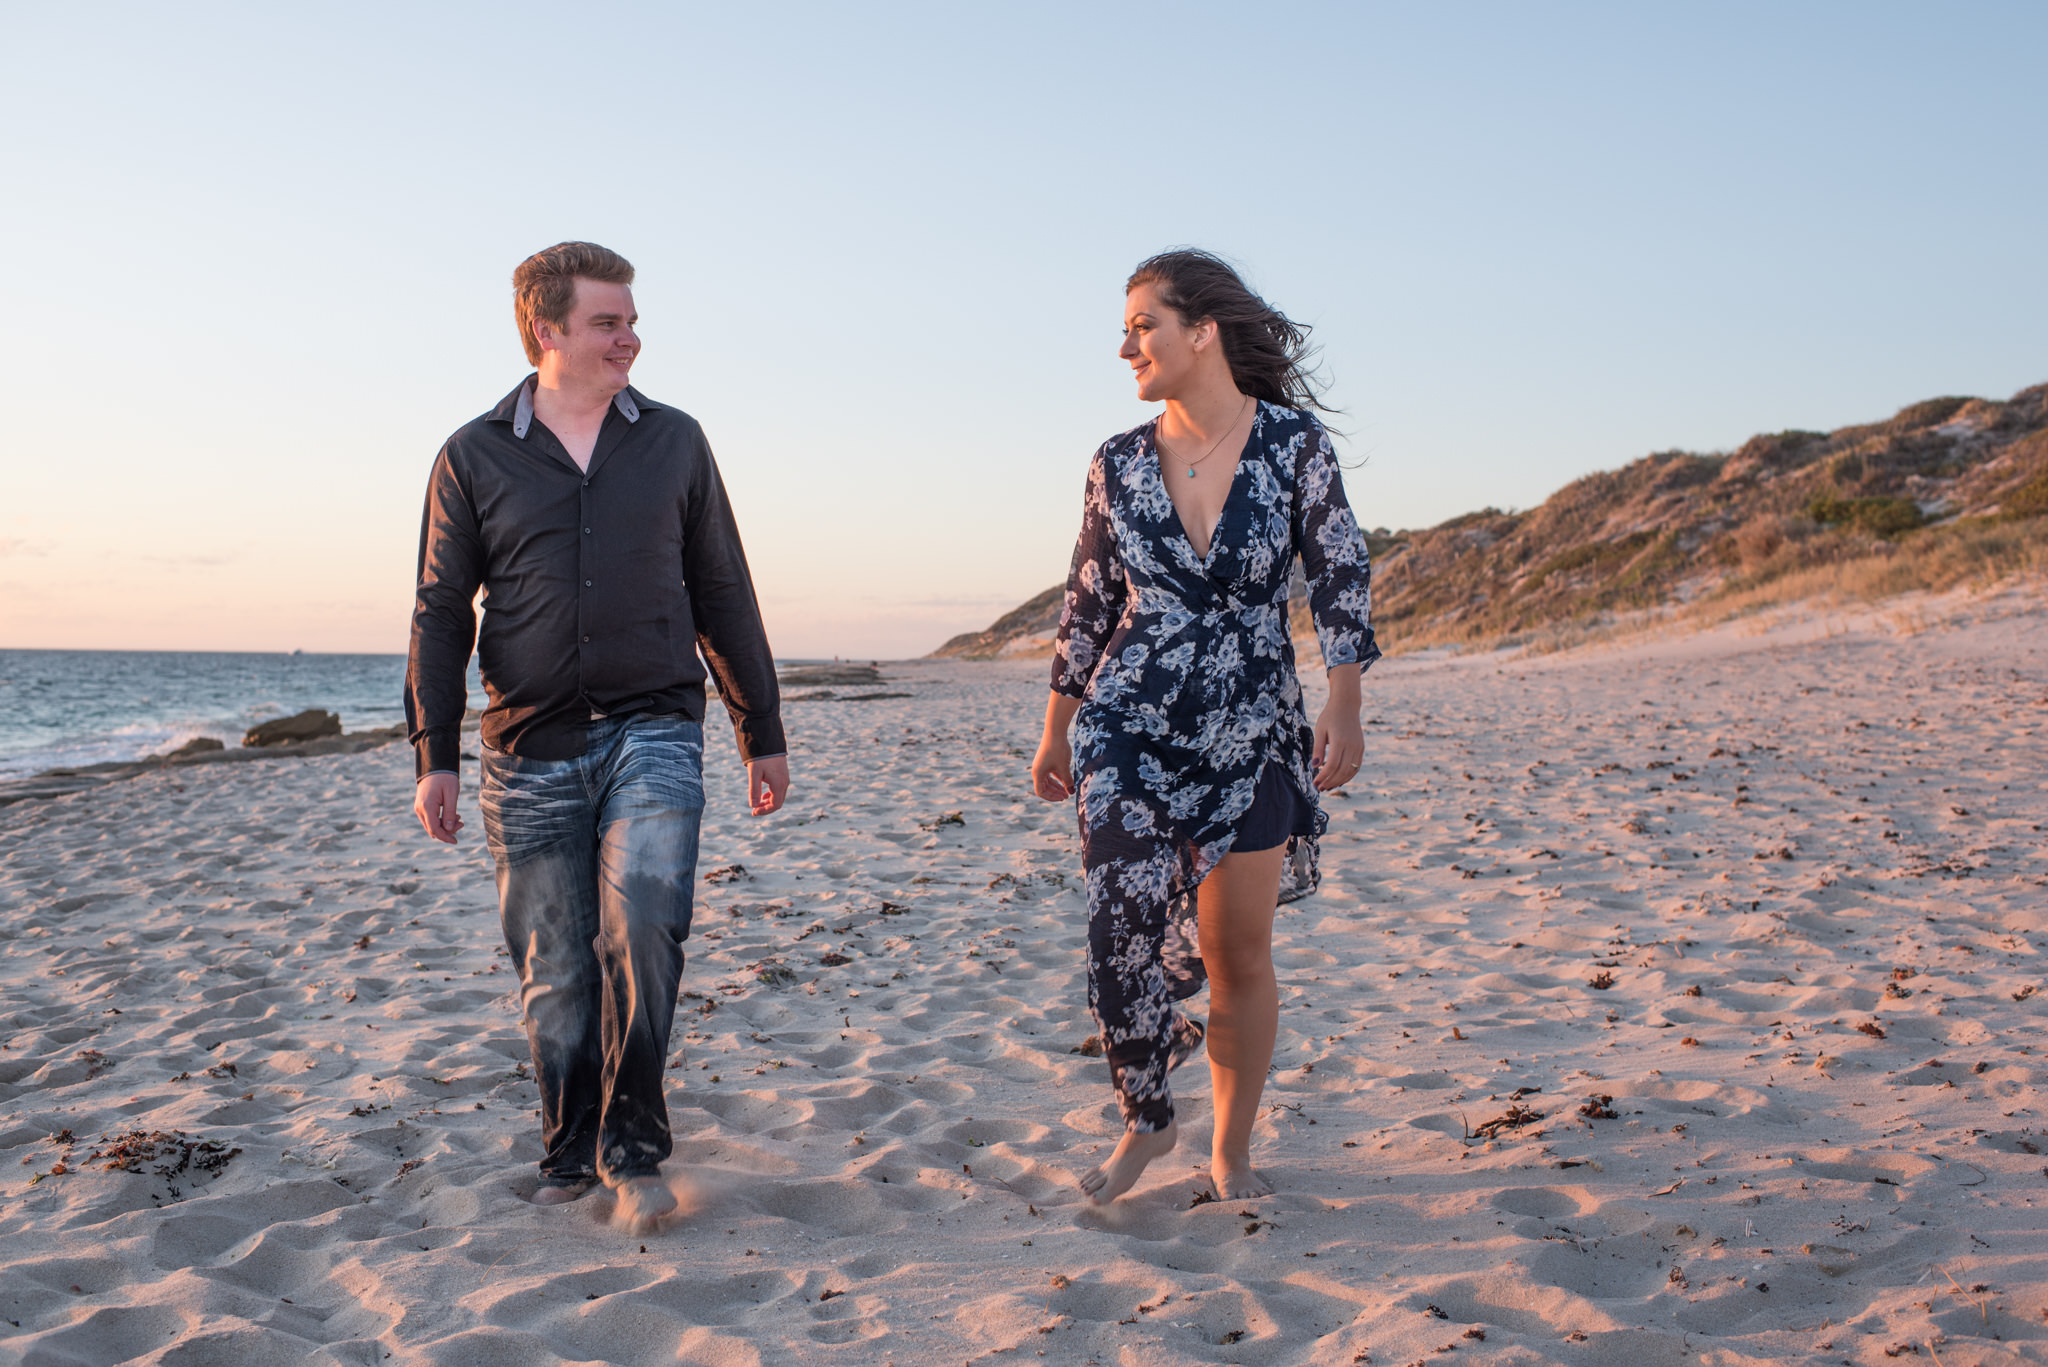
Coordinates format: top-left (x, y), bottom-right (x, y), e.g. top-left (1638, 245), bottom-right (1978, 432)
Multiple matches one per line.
top-left (735, 714), bottom-right (786, 763)
top-left (414, 729), bottom-right (464, 778)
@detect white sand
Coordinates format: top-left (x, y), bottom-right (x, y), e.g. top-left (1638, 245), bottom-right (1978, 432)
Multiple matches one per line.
top-left (3, 589), bottom-right (2046, 1366)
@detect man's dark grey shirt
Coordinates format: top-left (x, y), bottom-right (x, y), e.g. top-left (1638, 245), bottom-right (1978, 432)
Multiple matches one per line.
top-left (405, 377), bottom-right (784, 777)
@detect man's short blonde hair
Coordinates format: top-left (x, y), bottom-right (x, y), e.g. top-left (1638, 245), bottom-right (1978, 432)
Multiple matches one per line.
top-left (512, 242), bottom-right (636, 366)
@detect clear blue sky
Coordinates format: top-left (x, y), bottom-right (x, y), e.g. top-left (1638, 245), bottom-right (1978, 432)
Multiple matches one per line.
top-left (4, 2), bottom-right (2042, 657)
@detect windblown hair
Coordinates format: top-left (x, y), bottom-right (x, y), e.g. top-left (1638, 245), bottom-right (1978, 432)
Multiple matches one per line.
top-left (1125, 248), bottom-right (1330, 413)
top-left (512, 241), bottom-right (636, 366)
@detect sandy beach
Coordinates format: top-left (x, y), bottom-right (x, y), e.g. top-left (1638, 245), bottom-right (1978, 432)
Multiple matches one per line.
top-left (3, 587), bottom-right (2046, 1366)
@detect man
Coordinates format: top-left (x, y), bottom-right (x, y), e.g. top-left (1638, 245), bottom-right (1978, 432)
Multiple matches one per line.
top-left (406, 241), bottom-right (788, 1228)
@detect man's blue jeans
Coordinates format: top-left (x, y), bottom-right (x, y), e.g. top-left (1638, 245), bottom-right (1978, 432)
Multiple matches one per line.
top-left (478, 714), bottom-right (703, 1185)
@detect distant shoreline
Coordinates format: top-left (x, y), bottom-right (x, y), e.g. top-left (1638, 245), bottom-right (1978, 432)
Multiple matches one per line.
top-left (0, 662), bottom-right (922, 808)
top-left (0, 727), bottom-right (412, 808)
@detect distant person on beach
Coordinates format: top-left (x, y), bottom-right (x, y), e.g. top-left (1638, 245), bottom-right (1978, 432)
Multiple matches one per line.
top-left (406, 241), bottom-right (788, 1228)
top-left (1030, 250), bottom-right (1378, 1203)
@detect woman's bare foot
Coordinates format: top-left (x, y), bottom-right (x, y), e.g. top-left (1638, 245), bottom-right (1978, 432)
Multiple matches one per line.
top-left (1210, 1150), bottom-right (1273, 1199)
top-left (530, 1180), bottom-right (592, 1207)
top-left (1080, 1121), bottom-right (1178, 1204)
top-left (612, 1176), bottom-right (679, 1230)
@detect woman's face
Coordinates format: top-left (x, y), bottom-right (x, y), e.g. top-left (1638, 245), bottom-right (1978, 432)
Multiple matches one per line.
top-left (1120, 283), bottom-right (1211, 403)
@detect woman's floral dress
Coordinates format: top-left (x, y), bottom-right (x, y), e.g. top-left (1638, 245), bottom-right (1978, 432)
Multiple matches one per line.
top-left (1052, 402), bottom-right (1379, 1133)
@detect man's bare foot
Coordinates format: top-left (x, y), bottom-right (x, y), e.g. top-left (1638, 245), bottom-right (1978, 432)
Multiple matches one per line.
top-left (531, 1180), bottom-right (592, 1207)
top-left (1080, 1121), bottom-right (1177, 1204)
top-left (612, 1175), bottom-right (679, 1230)
top-left (1211, 1151), bottom-right (1273, 1199)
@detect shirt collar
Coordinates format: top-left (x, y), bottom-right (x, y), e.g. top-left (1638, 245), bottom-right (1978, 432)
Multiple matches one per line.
top-left (492, 375), bottom-right (653, 440)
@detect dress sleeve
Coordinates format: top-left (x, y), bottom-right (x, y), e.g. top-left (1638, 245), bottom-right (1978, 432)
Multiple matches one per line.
top-left (1051, 446), bottom-right (1128, 698)
top-left (1292, 417), bottom-right (1382, 672)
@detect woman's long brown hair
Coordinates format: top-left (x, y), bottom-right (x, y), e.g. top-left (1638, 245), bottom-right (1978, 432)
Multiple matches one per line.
top-left (1126, 248), bottom-right (1332, 414)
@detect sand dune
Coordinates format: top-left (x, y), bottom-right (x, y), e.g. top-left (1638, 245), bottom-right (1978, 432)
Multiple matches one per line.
top-left (2, 587), bottom-right (2046, 1365)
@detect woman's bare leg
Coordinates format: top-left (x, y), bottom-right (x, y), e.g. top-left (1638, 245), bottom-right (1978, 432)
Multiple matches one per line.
top-left (1197, 844), bottom-right (1284, 1199)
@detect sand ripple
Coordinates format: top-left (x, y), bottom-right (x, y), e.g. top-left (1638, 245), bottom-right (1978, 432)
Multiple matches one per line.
top-left (2, 593), bottom-right (2046, 1363)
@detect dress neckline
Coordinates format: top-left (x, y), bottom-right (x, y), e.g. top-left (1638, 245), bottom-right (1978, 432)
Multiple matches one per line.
top-left (1146, 405), bottom-right (1264, 570)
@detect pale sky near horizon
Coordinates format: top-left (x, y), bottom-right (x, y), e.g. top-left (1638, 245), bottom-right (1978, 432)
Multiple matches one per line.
top-left (4, 3), bottom-right (2043, 659)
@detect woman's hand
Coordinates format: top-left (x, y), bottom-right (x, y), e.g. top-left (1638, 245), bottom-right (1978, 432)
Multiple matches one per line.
top-left (1032, 691), bottom-right (1084, 801)
top-left (1312, 663), bottom-right (1364, 792)
top-left (1032, 732), bottom-right (1074, 801)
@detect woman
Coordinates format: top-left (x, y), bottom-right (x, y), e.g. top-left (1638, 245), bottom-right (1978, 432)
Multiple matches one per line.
top-left (1031, 249), bottom-right (1378, 1203)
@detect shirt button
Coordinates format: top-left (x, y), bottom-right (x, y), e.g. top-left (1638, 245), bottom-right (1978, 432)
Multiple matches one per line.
top-left (584, 579), bottom-right (593, 587)
top-left (583, 527), bottom-right (591, 534)
top-left (582, 635), bottom-right (591, 643)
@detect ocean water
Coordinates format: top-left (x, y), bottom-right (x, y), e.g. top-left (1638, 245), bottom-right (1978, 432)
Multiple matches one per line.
top-left (0, 650), bottom-right (483, 779)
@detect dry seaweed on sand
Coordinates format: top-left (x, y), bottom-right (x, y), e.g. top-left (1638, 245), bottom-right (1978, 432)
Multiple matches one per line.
top-left (1469, 1104), bottom-right (1545, 1141)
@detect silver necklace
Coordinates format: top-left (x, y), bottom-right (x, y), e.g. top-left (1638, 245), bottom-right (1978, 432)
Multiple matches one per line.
top-left (1158, 395), bottom-right (1251, 478)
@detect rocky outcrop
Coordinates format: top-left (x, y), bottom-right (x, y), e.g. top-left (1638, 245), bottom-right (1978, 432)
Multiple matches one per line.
top-left (777, 663), bottom-right (913, 702)
top-left (1368, 382), bottom-right (2048, 650)
top-left (0, 725), bottom-right (408, 808)
top-left (780, 665), bottom-right (887, 688)
top-left (244, 710), bottom-right (342, 748)
top-left (929, 586), bottom-right (1065, 659)
top-left (154, 737), bottom-right (225, 761)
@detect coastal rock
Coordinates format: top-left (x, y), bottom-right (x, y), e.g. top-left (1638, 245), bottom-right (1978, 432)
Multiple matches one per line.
top-left (155, 737), bottom-right (225, 761)
top-left (779, 664), bottom-right (886, 689)
top-left (0, 726), bottom-right (406, 807)
top-left (775, 663), bottom-right (912, 701)
top-left (243, 710), bottom-right (342, 748)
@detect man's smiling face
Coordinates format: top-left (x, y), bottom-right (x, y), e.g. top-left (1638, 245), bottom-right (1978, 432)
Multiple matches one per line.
top-left (537, 278), bottom-right (639, 393)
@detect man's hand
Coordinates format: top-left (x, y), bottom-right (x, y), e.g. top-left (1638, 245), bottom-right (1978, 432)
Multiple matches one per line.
top-left (747, 755), bottom-right (790, 816)
top-left (415, 772), bottom-right (463, 844)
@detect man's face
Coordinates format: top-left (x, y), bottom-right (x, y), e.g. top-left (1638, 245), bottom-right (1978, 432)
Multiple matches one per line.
top-left (536, 279), bottom-right (639, 392)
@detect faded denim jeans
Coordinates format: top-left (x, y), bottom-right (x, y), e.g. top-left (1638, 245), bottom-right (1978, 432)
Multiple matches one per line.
top-left (478, 714), bottom-right (703, 1186)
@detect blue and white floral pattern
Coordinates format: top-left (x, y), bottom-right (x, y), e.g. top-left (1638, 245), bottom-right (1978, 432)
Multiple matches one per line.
top-left (1053, 403), bottom-right (1379, 1132)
